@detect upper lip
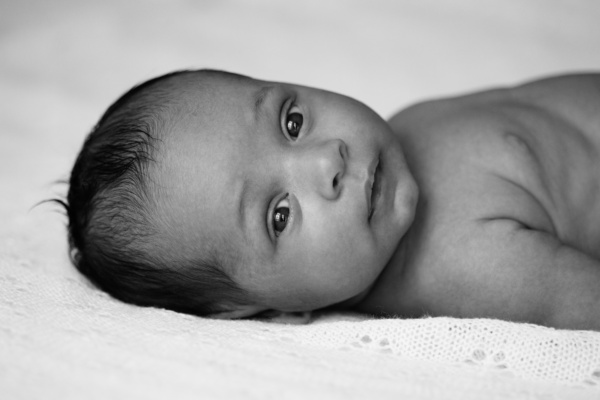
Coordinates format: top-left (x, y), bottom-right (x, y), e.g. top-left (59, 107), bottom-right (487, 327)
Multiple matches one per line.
top-left (365, 155), bottom-right (379, 219)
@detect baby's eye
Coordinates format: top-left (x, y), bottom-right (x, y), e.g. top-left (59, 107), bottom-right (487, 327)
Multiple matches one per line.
top-left (272, 195), bottom-right (290, 237)
top-left (285, 112), bottom-right (303, 139)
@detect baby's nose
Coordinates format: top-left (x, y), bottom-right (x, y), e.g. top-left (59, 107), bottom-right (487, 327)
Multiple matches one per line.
top-left (303, 139), bottom-right (347, 200)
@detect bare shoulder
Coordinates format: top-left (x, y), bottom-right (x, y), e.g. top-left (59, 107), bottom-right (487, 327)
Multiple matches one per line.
top-left (387, 87), bottom-right (555, 233)
top-left (511, 73), bottom-right (600, 135)
top-left (387, 73), bottom-right (600, 233)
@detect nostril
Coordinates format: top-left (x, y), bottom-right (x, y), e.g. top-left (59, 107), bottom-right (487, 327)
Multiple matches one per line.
top-left (333, 174), bottom-right (339, 189)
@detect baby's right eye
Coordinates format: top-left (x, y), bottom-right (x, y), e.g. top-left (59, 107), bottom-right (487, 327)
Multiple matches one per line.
top-left (272, 195), bottom-right (290, 237)
top-left (285, 112), bottom-right (303, 140)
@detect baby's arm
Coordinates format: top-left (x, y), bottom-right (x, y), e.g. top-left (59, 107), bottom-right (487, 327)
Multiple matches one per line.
top-left (444, 218), bottom-right (600, 331)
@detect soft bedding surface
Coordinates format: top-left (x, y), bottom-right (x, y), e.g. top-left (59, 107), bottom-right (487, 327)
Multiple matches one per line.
top-left (2, 1), bottom-right (600, 399)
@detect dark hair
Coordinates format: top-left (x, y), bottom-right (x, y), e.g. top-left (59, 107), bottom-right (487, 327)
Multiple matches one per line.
top-left (65, 69), bottom-right (252, 316)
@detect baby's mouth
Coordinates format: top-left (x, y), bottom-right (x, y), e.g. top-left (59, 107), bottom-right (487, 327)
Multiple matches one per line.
top-left (368, 158), bottom-right (382, 221)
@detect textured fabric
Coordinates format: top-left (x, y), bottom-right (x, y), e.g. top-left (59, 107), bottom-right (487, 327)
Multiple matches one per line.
top-left (2, 251), bottom-right (600, 400)
top-left (3, 1), bottom-right (600, 398)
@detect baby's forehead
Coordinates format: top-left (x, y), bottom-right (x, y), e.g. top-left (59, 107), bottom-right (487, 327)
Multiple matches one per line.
top-left (158, 75), bottom-right (276, 150)
top-left (148, 72), bottom-right (281, 269)
top-left (157, 74), bottom-right (262, 133)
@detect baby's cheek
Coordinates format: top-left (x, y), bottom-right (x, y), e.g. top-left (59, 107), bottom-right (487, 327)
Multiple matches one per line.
top-left (303, 206), bottom-right (377, 270)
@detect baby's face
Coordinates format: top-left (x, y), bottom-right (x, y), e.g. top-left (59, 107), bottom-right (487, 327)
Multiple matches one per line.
top-left (155, 73), bottom-right (418, 314)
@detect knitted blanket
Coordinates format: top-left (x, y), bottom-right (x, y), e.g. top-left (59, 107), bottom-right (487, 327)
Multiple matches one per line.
top-left (2, 1), bottom-right (600, 398)
top-left (2, 230), bottom-right (600, 399)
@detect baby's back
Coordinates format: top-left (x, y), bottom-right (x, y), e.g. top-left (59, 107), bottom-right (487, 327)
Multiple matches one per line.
top-left (358, 74), bottom-right (600, 330)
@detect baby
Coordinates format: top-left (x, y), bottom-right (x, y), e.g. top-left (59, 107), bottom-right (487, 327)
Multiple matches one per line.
top-left (65, 69), bottom-right (600, 330)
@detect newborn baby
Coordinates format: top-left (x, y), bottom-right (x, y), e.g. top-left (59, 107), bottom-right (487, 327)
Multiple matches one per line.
top-left (66, 70), bottom-right (600, 330)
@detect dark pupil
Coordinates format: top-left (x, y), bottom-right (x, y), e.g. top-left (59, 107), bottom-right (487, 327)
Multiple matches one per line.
top-left (274, 207), bottom-right (289, 233)
top-left (286, 113), bottom-right (303, 137)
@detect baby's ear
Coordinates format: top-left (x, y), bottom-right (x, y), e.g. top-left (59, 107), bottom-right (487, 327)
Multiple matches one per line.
top-left (209, 304), bottom-right (266, 320)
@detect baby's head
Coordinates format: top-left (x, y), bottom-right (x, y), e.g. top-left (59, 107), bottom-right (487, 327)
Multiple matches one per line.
top-left (67, 69), bottom-right (418, 318)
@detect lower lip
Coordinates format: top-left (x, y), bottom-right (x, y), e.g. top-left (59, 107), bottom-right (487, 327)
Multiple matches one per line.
top-left (369, 160), bottom-right (382, 221)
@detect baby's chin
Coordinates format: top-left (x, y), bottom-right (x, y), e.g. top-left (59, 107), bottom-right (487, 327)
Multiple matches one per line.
top-left (328, 282), bottom-right (377, 311)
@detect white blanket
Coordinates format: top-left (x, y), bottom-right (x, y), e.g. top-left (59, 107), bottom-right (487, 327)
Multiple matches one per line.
top-left (2, 1), bottom-right (600, 398)
top-left (2, 240), bottom-right (600, 399)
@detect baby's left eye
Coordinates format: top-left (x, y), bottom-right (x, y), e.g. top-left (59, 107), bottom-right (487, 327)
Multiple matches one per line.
top-left (285, 112), bottom-right (303, 139)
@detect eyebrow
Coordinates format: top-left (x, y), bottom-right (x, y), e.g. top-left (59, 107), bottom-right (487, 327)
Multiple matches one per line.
top-left (253, 85), bottom-right (275, 122)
